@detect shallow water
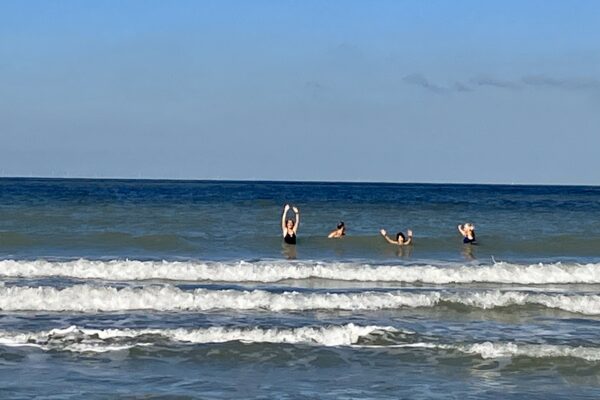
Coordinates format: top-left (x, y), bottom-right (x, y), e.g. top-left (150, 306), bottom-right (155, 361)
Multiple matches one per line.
top-left (1, 178), bottom-right (599, 398)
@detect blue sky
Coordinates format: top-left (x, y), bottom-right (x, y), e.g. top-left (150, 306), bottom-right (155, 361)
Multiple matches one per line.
top-left (1, 0), bottom-right (599, 184)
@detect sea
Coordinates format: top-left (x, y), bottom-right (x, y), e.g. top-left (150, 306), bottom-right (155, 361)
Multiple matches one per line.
top-left (0, 178), bottom-right (599, 399)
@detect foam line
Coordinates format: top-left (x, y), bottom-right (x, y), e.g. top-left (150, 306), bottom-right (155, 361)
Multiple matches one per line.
top-left (0, 324), bottom-right (394, 352)
top-left (0, 285), bottom-right (599, 314)
top-left (2, 325), bottom-right (599, 361)
top-left (354, 342), bottom-right (600, 361)
top-left (1, 259), bottom-right (600, 284)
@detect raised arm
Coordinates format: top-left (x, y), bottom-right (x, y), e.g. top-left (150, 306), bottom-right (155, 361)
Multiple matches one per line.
top-left (404, 229), bottom-right (413, 245)
top-left (380, 229), bottom-right (398, 245)
top-left (292, 206), bottom-right (300, 233)
top-left (457, 224), bottom-right (467, 237)
top-left (281, 204), bottom-right (290, 234)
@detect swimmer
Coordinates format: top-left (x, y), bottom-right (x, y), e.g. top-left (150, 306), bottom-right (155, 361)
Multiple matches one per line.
top-left (281, 204), bottom-right (300, 245)
top-left (380, 228), bottom-right (413, 245)
top-left (328, 221), bottom-right (346, 238)
top-left (458, 223), bottom-right (477, 244)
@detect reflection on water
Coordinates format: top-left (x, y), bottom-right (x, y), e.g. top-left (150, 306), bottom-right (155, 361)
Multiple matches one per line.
top-left (282, 243), bottom-right (297, 259)
top-left (395, 245), bottom-right (413, 258)
top-left (462, 244), bottom-right (476, 261)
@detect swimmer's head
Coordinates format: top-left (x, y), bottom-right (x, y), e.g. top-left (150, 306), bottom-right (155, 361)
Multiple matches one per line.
top-left (286, 219), bottom-right (295, 229)
top-left (337, 221), bottom-right (345, 230)
top-left (396, 232), bottom-right (406, 243)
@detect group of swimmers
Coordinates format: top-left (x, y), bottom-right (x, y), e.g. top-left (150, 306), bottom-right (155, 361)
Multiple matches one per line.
top-left (281, 204), bottom-right (477, 246)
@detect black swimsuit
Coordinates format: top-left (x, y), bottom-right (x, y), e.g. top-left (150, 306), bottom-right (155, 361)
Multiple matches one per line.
top-left (463, 234), bottom-right (476, 244)
top-left (284, 232), bottom-right (297, 245)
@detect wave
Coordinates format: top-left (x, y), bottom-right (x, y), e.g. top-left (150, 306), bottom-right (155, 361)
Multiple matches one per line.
top-left (459, 342), bottom-right (600, 361)
top-left (355, 342), bottom-right (600, 362)
top-left (2, 324), bottom-right (599, 361)
top-left (1, 259), bottom-right (600, 284)
top-left (0, 324), bottom-right (392, 352)
top-left (1, 285), bottom-right (599, 314)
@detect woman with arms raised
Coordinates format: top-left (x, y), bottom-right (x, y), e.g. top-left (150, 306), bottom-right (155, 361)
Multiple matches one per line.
top-left (281, 204), bottom-right (300, 245)
top-left (380, 228), bottom-right (413, 245)
top-left (458, 223), bottom-right (477, 244)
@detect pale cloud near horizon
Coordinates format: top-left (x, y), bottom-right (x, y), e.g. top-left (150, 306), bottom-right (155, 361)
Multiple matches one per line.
top-left (402, 73), bottom-right (448, 94)
top-left (521, 75), bottom-right (600, 91)
top-left (403, 73), bottom-right (600, 95)
top-left (470, 77), bottom-right (520, 90)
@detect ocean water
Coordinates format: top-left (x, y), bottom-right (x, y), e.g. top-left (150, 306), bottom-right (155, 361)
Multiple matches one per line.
top-left (1, 178), bottom-right (600, 399)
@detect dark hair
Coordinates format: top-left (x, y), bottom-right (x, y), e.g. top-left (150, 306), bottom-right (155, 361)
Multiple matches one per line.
top-left (286, 219), bottom-right (295, 227)
top-left (337, 221), bottom-right (345, 230)
top-left (396, 232), bottom-right (405, 242)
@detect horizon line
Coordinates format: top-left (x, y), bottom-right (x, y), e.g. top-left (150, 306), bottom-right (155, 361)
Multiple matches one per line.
top-left (0, 175), bottom-right (598, 188)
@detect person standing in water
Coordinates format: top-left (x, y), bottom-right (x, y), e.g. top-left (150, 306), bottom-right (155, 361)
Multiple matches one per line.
top-left (380, 228), bottom-right (413, 245)
top-left (328, 221), bottom-right (346, 238)
top-left (281, 204), bottom-right (300, 244)
top-left (458, 223), bottom-right (477, 244)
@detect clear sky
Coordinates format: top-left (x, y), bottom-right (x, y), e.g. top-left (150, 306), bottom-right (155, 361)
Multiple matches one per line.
top-left (1, 0), bottom-right (599, 184)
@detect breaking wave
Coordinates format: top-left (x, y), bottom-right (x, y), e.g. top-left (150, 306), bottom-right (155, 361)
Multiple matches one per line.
top-left (0, 324), bottom-right (392, 352)
top-left (1, 259), bottom-right (600, 284)
top-left (355, 342), bottom-right (600, 362)
top-left (1, 285), bottom-right (599, 314)
top-left (2, 324), bottom-right (600, 361)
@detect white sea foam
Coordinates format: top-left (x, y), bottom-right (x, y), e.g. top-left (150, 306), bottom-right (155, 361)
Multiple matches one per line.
top-left (1, 259), bottom-right (600, 284)
top-left (459, 342), bottom-right (600, 361)
top-left (1, 285), bottom-right (599, 314)
top-left (0, 285), bottom-right (439, 312)
top-left (355, 342), bottom-right (600, 362)
top-left (0, 324), bottom-right (394, 352)
top-left (443, 291), bottom-right (600, 314)
top-left (2, 325), bottom-right (599, 361)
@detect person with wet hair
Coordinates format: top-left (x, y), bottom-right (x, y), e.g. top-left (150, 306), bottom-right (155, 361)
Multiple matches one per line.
top-left (458, 223), bottom-right (477, 244)
top-left (328, 221), bottom-right (346, 238)
top-left (380, 228), bottom-right (413, 245)
top-left (281, 204), bottom-right (300, 245)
